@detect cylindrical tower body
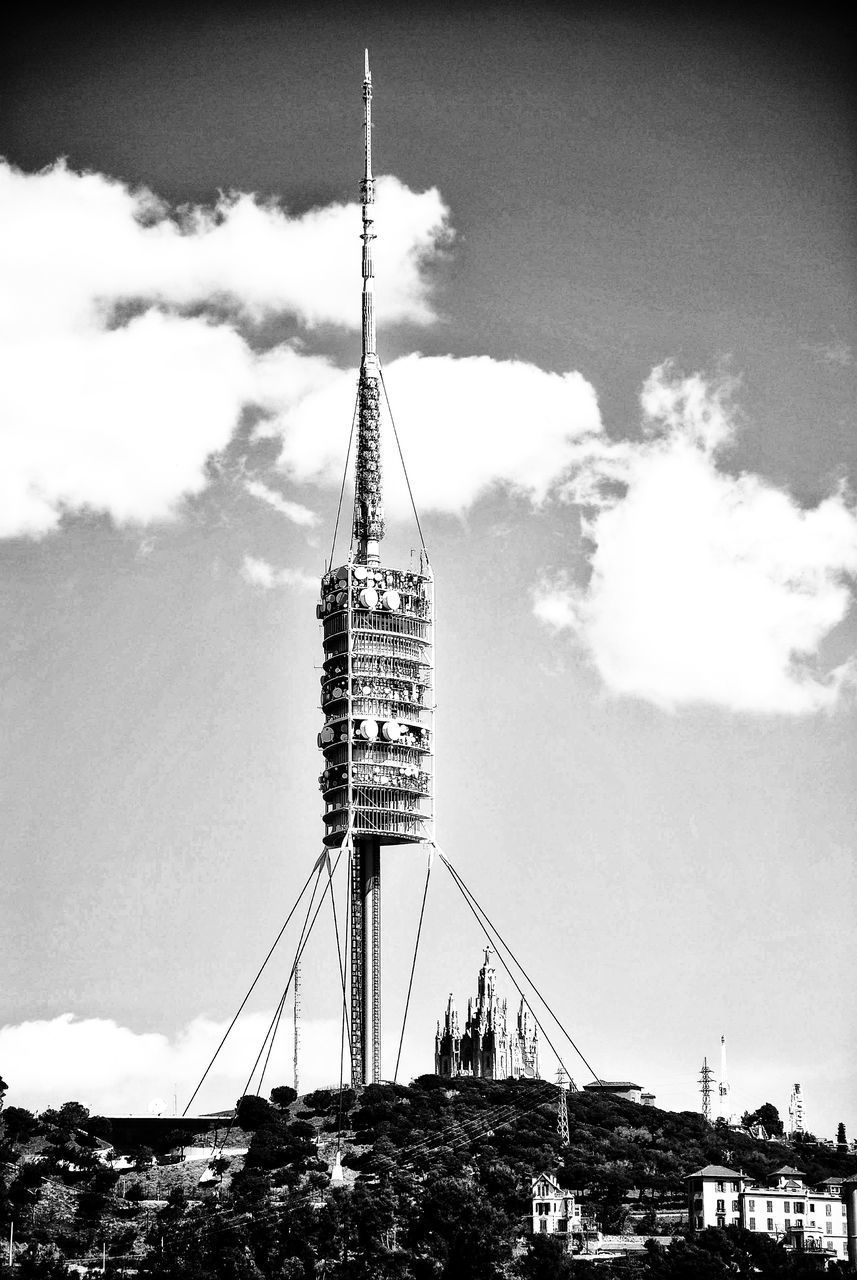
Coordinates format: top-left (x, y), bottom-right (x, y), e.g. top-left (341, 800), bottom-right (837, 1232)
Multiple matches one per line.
top-left (317, 559), bottom-right (434, 1083)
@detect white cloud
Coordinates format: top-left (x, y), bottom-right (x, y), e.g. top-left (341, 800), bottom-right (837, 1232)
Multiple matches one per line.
top-left (262, 352), bottom-right (604, 516)
top-left (0, 160), bottom-right (448, 337)
top-left (0, 159), bottom-right (604, 539)
top-left (244, 479), bottom-right (319, 527)
top-left (1, 311), bottom-right (257, 536)
top-left (0, 160), bottom-right (448, 538)
top-left (0, 1011), bottom-right (341, 1116)
top-left (0, 1010), bottom-right (430, 1115)
top-left (241, 554), bottom-right (317, 592)
top-left (535, 364), bottom-right (857, 714)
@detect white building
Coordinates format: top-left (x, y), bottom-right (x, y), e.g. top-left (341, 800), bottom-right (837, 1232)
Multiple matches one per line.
top-left (581, 1081), bottom-right (655, 1106)
top-left (686, 1163), bottom-right (848, 1261)
top-left (531, 1173), bottom-right (582, 1239)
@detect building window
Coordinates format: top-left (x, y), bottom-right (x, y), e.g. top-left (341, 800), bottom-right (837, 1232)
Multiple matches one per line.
top-left (732, 1200), bottom-right (739, 1212)
top-left (748, 1200), bottom-right (756, 1211)
top-left (749, 1218), bottom-right (756, 1230)
top-left (716, 1200), bottom-right (725, 1212)
top-left (784, 1202), bottom-right (791, 1214)
top-left (767, 1219), bottom-right (774, 1232)
top-left (809, 1203), bottom-right (815, 1213)
top-left (785, 1219), bottom-right (791, 1230)
top-left (767, 1201), bottom-right (773, 1213)
top-left (826, 1205), bottom-right (832, 1217)
top-left (732, 1182), bottom-right (740, 1192)
top-left (826, 1223), bottom-right (832, 1235)
top-left (825, 1241), bottom-right (834, 1251)
top-left (732, 1217), bottom-right (740, 1226)
top-left (696, 1216), bottom-right (703, 1229)
top-left (716, 1182), bottom-right (724, 1192)
top-left (558, 1222), bottom-right (567, 1233)
top-left (716, 1216), bottom-right (725, 1228)
top-left (795, 1219), bottom-right (803, 1229)
top-left (539, 1220), bottom-right (547, 1233)
top-left (794, 1202), bottom-right (805, 1215)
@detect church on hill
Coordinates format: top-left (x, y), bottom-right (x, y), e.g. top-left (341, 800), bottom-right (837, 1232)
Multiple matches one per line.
top-left (435, 947), bottom-right (540, 1080)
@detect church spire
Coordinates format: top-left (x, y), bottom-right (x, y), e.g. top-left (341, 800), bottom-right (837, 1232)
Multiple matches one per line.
top-left (352, 49), bottom-right (385, 564)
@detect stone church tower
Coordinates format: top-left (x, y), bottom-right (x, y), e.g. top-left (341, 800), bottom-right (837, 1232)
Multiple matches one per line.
top-left (435, 947), bottom-right (540, 1080)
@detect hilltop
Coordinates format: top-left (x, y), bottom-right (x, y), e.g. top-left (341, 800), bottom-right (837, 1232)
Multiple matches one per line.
top-left (1, 1079), bottom-right (855, 1279)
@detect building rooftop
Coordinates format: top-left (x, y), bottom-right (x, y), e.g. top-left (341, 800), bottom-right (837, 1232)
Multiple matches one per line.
top-left (582, 1081), bottom-right (643, 1091)
top-left (685, 1165), bottom-right (744, 1179)
top-left (771, 1165), bottom-right (805, 1177)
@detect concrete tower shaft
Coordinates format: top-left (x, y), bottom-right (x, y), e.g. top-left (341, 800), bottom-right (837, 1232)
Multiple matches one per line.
top-left (316, 53), bottom-right (434, 1087)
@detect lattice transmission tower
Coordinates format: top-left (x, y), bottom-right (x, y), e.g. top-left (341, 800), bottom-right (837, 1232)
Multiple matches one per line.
top-left (699, 1056), bottom-right (714, 1124)
top-left (556, 1068), bottom-right (570, 1146)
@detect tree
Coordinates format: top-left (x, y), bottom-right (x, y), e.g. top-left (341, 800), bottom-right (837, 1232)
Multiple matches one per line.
top-left (1, 1105), bottom-right (38, 1144)
top-left (516, 1234), bottom-right (575, 1280)
top-left (0, 1076), bottom-right (7, 1109)
top-left (235, 1094), bottom-right (274, 1131)
top-left (40, 1102), bottom-right (89, 1138)
top-left (13, 1245), bottom-right (72, 1280)
top-left (741, 1104), bottom-right (784, 1137)
top-left (83, 1115), bottom-right (113, 1141)
top-left (837, 1122), bottom-right (847, 1149)
top-left (269, 1086), bottom-right (297, 1109)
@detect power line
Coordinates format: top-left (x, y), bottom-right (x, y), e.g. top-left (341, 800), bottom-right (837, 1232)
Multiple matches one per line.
top-left (393, 849), bottom-right (433, 1084)
top-left (436, 848), bottom-right (601, 1085)
top-left (183, 855), bottom-right (327, 1116)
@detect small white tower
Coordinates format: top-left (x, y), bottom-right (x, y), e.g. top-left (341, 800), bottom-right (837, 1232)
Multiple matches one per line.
top-left (716, 1034), bottom-right (733, 1122)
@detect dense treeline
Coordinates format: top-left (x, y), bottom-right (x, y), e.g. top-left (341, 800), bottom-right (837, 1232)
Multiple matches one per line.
top-left (1, 1078), bottom-right (855, 1279)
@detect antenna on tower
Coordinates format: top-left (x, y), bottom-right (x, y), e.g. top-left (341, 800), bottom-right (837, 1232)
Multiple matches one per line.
top-left (699, 1056), bottom-right (714, 1124)
top-left (716, 1033), bottom-right (732, 1121)
top-left (293, 955), bottom-right (301, 1096)
top-left (788, 1083), bottom-right (804, 1138)
top-left (353, 45), bottom-right (384, 566)
top-left (556, 1067), bottom-right (570, 1147)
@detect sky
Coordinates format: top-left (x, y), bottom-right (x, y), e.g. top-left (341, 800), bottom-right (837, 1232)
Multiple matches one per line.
top-left (1, 1), bottom-right (855, 1140)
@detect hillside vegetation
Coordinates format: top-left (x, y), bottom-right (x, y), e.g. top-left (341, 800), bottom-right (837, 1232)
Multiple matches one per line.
top-left (1, 1078), bottom-right (855, 1279)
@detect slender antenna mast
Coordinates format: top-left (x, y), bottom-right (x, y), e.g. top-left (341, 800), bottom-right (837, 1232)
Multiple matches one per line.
top-left (293, 955), bottom-right (301, 1095)
top-left (717, 1034), bottom-right (730, 1119)
top-left (352, 48), bottom-right (385, 565)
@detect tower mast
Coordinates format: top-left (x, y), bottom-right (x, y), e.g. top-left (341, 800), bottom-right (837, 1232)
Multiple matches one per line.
top-left (316, 52), bottom-right (434, 1089)
top-left (353, 48), bottom-right (384, 568)
top-left (351, 48), bottom-right (382, 1087)
top-left (699, 1056), bottom-right (714, 1124)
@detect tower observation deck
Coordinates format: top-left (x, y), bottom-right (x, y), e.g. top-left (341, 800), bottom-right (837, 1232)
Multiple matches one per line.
top-left (316, 52), bottom-right (434, 1087)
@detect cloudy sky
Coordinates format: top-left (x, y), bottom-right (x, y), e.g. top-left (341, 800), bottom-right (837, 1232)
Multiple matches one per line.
top-left (1, 2), bottom-right (855, 1137)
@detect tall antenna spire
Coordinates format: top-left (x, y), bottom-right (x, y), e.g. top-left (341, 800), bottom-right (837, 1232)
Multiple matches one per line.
top-left (352, 48), bottom-right (385, 564)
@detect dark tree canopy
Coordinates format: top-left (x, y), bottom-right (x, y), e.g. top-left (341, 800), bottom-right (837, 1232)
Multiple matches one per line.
top-left (269, 1085), bottom-right (297, 1109)
top-left (742, 1103), bottom-right (784, 1137)
top-left (235, 1094), bottom-right (275, 1131)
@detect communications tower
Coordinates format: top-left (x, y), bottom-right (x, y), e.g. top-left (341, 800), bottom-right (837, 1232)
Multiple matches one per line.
top-left (788, 1083), bottom-right (804, 1137)
top-left (699, 1056), bottom-right (714, 1124)
top-left (717, 1034), bottom-right (731, 1120)
top-left (317, 52), bottom-right (434, 1086)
